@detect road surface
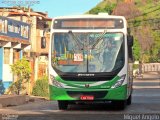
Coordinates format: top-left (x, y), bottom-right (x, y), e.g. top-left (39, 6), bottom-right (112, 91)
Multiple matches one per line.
top-left (0, 72), bottom-right (160, 120)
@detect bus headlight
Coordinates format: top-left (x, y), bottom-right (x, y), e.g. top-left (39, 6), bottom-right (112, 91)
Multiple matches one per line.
top-left (111, 74), bottom-right (126, 89)
top-left (50, 75), bottom-right (64, 88)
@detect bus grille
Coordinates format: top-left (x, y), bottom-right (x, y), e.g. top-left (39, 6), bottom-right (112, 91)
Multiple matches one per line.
top-left (60, 76), bottom-right (114, 81)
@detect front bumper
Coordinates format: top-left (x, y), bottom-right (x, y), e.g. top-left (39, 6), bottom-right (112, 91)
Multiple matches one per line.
top-left (49, 84), bottom-right (127, 101)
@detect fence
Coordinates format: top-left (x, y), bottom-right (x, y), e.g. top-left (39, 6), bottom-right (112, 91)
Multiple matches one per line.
top-left (142, 63), bottom-right (160, 73)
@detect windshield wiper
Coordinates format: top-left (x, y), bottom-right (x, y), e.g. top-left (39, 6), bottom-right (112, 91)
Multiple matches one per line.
top-left (68, 30), bottom-right (82, 51)
top-left (91, 29), bottom-right (107, 49)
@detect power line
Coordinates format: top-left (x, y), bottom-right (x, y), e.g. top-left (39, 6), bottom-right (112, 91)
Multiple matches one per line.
top-left (128, 18), bottom-right (160, 23)
top-left (126, 4), bottom-right (160, 21)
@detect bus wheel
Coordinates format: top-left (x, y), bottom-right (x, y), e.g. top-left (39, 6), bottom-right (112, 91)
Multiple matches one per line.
top-left (127, 95), bottom-right (132, 105)
top-left (112, 100), bottom-right (126, 110)
top-left (58, 101), bottom-right (68, 110)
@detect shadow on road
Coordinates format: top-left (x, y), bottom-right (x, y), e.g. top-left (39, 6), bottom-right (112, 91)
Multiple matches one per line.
top-left (67, 102), bottom-right (125, 111)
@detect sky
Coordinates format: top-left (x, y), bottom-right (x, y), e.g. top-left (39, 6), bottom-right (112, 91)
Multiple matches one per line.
top-left (0, 0), bottom-right (101, 17)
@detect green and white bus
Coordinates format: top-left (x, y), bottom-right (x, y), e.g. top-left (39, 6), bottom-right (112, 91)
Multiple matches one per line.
top-left (48, 13), bottom-right (133, 110)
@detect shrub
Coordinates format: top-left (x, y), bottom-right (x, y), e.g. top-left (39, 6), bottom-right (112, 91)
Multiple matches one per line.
top-left (32, 76), bottom-right (49, 98)
top-left (9, 58), bottom-right (31, 95)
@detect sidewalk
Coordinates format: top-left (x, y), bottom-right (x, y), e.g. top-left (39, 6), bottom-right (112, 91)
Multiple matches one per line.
top-left (0, 95), bottom-right (28, 108)
top-left (0, 95), bottom-right (49, 108)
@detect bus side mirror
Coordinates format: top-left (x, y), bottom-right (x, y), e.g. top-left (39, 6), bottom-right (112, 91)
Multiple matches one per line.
top-left (41, 37), bottom-right (46, 49)
top-left (127, 35), bottom-right (133, 47)
top-left (127, 35), bottom-right (134, 61)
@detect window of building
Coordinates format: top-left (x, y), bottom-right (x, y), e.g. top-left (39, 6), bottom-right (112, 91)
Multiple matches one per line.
top-left (13, 49), bottom-right (20, 63)
top-left (4, 48), bottom-right (10, 64)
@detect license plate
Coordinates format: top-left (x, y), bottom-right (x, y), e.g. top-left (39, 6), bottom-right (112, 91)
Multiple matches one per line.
top-left (80, 95), bottom-right (94, 100)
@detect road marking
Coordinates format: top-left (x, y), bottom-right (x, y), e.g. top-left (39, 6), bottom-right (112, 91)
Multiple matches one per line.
top-left (133, 94), bottom-right (160, 97)
top-left (133, 86), bottom-right (160, 89)
top-left (134, 80), bottom-right (159, 83)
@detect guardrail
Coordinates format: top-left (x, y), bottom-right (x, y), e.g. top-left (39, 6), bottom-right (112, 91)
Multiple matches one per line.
top-left (142, 63), bottom-right (160, 73)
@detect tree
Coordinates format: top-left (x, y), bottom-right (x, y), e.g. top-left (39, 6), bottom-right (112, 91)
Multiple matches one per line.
top-left (112, 2), bottom-right (141, 19)
top-left (136, 26), bottom-right (153, 52)
top-left (133, 38), bottom-right (141, 61)
top-left (104, 4), bottom-right (116, 15)
top-left (88, 7), bottom-right (102, 14)
top-left (9, 58), bottom-right (31, 95)
top-left (150, 31), bottom-right (160, 62)
top-left (88, 3), bottom-right (116, 15)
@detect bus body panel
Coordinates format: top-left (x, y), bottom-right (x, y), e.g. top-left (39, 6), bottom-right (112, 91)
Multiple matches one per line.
top-left (49, 84), bottom-right (127, 101)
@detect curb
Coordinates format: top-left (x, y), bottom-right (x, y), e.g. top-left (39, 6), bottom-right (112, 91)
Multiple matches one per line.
top-left (0, 95), bottom-right (27, 108)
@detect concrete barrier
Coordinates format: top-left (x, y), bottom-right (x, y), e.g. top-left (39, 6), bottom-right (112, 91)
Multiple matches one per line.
top-left (142, 63), bottom-right (160, 73)
top-left (0, 95), bottom-right (27, 107)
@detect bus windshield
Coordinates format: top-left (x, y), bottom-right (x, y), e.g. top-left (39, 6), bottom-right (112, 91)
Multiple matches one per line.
top-left (51, 32), bottom-right (124, 73)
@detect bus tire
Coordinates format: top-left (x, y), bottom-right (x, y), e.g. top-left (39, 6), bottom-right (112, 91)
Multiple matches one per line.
top-left (127, 95), bottom-right (132, 105)
top-left (58, 101), bottom-right (68, 110)
top-left (112, 100), bottom-right (126, 110)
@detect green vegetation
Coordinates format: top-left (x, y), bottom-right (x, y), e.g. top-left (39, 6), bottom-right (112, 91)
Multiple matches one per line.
top-left (133, 38), bottom-right (141, 61)
top-left (32, 76), bottom-right (49, 98)
top-left (129, 0), bottom-right (160, 62)
top-left (9, 58), bottom-right (31, 95)
top-left (88, 0), bottom-right (160, 63)
top-left (88, 3), bottom-right (116, 15)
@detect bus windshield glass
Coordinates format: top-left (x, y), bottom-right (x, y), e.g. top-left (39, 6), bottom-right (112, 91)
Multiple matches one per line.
top-left (51, 32), bottom-right (124, 73)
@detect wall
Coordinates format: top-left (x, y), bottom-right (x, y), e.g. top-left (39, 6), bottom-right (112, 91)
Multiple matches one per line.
top-left (0, 47), bottom-right (3, 81)
top-left (36, 31), bottom-right (50, 54)
top-left (0, 47), bottom-right (12, 94)
top-left (3, 48), bottom-right (13, 91)
top-left (30, 16), bottom-right (37, 52)
top-left (0, 47), bottom-right (5, 94)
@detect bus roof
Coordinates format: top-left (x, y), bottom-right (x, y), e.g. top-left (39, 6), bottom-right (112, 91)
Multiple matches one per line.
top-left (53, 14), bottom-right (126, 21)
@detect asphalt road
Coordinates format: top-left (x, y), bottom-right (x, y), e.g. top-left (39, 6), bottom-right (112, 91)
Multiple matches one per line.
top-left (0, 72), bottom-right (160, 120)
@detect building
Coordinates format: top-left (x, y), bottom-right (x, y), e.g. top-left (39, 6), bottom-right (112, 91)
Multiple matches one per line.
top-left (0, 7), bottom-right (52, 94)
top-left (0, 16), bottom-right (30, 94)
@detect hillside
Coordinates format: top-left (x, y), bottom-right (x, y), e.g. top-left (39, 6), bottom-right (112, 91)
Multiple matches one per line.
top-left (88, 0), bottom-right (160, 62)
